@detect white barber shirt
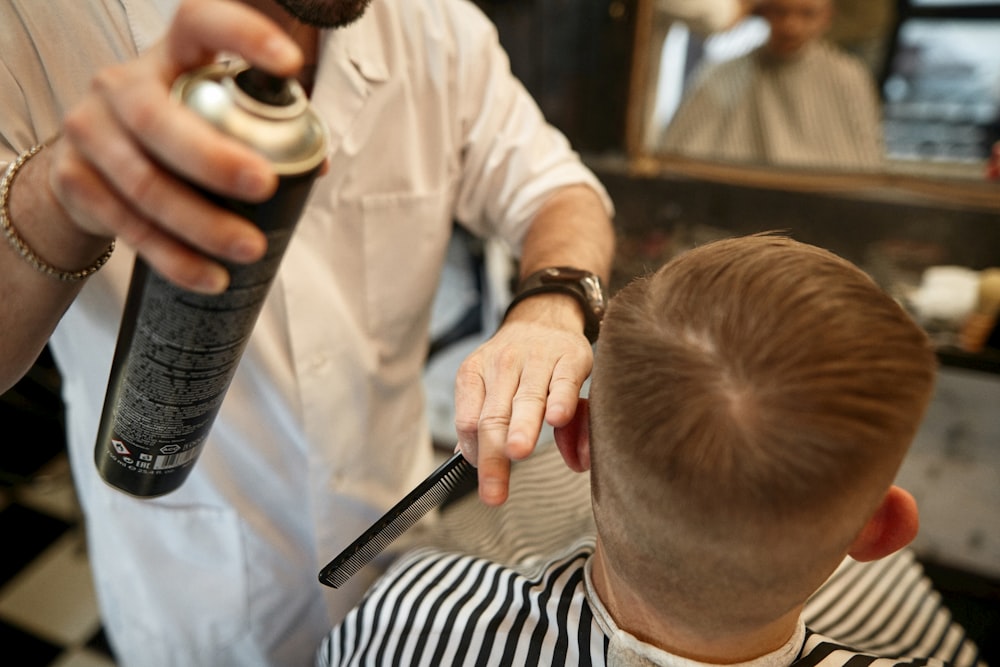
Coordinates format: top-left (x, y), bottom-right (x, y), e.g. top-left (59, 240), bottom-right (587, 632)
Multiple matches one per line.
top-left (0, 0), bottom-right (611, 664)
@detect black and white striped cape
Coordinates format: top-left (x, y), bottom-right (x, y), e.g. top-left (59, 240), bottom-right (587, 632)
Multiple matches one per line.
top-left (318, 540), bottom-right (983, 667)
top-left (317, 445), bottom-right (985, 667)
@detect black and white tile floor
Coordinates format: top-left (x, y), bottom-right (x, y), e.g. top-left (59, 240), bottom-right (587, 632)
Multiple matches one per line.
top-left (0, 456), bottom-right (116, 667)
top-left (1, 352), bottom-right (116, 667)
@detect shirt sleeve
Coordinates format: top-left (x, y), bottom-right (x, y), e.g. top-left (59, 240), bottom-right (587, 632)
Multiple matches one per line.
top-left (655, 0), bottom-right (741, 36)
top-left (0, 0), bottom-right (140, 158)
top-left (442, 0), bottom-right (613, 251)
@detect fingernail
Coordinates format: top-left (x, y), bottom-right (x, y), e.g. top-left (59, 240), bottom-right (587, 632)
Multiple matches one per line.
top-left (480, 480), bottom-right (505, 504)
top-left (456, 440), bottom-right (475, 463)
top-left (230, 235), bottom-right (266, 263)
top-left (264, 36), bottom-right (301, 68)
top-left (238, 167), bottom-right (272, 200)
top-left (196, 266), bottom-right (229, 294)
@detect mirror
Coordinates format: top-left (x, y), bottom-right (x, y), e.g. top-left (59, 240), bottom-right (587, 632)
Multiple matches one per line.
top-left (624, 0), bottom-right (1000, 210)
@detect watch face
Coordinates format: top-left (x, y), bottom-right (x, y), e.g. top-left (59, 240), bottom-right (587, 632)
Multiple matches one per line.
top-left (540, 268), bottom-right (607, 315)
top-left (542, 267), bottom-right (606, 318)
top-left (514, 267), bottom-right (607, 342)
top-left (579, 274), bottom-right (607, 312)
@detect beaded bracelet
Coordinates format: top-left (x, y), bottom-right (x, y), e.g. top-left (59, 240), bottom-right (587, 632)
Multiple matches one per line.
top-left (1, 144), bottom-right (115, 281)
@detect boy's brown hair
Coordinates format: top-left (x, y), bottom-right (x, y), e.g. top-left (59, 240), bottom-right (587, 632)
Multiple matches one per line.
top-left (589, 235), bottom-right (936, 634)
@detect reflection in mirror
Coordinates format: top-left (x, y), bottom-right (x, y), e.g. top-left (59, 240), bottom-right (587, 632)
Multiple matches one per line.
top-left (659, 0), bottom-right (885, 170)
top-left (635, 0), bottom-right (1000, 180)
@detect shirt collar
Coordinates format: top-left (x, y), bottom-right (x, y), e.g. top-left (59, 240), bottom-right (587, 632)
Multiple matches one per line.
top-left (583, 558), bottom-right (807, 667)
top-left (327, 11), bottom-right (389, 84)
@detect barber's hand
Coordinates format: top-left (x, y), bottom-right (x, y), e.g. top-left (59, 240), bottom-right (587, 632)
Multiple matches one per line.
top-left (454, 295), bottom-right (593, 505)
top-left (49, 0), bottom-right (303, 293)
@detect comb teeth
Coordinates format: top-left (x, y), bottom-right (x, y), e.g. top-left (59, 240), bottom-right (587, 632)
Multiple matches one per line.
top-left (319, 453), bottom-right (475, 588)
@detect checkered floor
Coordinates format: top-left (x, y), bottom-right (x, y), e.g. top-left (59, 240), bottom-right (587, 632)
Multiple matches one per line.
top-left (0, 354), bottom-right (116, 667)
top-left (0, 459), bottom-right (116, 667)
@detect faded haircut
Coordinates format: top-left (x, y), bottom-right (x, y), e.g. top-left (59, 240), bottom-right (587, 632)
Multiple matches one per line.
top-left (589, 234), bottom-right (936, 633)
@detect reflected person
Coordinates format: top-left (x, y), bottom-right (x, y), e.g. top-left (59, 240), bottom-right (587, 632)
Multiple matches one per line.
top-left (660, 0), bottom-right (883, 170)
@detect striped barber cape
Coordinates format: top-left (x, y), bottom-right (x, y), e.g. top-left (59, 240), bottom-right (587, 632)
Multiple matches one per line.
top-left (318, 444), bottom-right (985, 667)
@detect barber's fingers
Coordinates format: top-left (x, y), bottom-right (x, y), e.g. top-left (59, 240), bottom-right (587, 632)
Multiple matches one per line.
top-left (57, 88), bottom-right (268, 291)
top-left (539, 351), bottom-right (589, 429)
top-left (48, 0), bottom-right (307, 292)
top-left (161, 0), bottom-right (302, 78)
top-left (456, 392), bottom-right (510, 505)
top-left (504, 356), bottom-right (558, 460)
top-left (87, 59), bottom-right (278, 203)
top-left (62, 77), bottom-right (272, 252)
top-left (496, 345), bottom-right (590, 475)
top-left (455, 339), bottom-right (585, 506)
top-left (110, 0), bottom-right (300, 199)
top-left (455, 360), bottom-right (516, 506)
top-left (454, 371), bottom-right (486, 462)
top-left (49, 135), bottom-right (251, 292)
top-left (454, 323), bottom-right (594, 506)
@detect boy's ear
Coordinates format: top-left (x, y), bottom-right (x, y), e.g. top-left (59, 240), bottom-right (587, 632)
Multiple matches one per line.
top-left (847, 486), bottom-right (920, 563)
top-left (553, 398), bottom-right (591, 473)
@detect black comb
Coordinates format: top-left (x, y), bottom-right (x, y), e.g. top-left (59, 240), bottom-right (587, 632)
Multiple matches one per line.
top-left (319, 451), bottom-right (476, 588)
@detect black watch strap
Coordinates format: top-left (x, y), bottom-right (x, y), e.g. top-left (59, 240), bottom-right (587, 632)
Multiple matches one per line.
top-left (503, 267), bottom-right (607, 343)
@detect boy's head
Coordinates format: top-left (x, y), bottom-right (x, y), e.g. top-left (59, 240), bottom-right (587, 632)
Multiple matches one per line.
top-left (757, 0), bottom-right (834, 59)
top-left (584, 235), bottom-right (936, 635)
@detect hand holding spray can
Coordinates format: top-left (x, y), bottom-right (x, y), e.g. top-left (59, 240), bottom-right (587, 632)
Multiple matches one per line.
top-left (94, 60), bottom-right (329, 497)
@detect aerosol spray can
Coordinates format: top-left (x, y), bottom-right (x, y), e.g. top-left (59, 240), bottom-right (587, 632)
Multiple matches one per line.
top-left (94, 59), bottom-right (329, 497)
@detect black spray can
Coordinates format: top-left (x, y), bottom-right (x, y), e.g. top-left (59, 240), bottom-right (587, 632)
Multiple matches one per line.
top-left (94, 59), bottom-right (329, 497)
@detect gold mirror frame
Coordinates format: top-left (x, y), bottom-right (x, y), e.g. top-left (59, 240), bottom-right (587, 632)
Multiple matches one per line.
top-left (623, 0), bottom-right (1000, 214)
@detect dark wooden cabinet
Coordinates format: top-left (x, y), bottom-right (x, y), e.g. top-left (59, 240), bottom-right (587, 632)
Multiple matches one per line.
top-left (474, 0), bottom-right (636, 152)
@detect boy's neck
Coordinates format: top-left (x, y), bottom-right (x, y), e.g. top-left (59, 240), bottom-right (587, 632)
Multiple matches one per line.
top-left (589, 543), bottom-right (803, 664)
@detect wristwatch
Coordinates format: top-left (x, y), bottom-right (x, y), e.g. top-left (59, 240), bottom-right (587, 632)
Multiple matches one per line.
top-left (503, 267), bottom-right (607, 343)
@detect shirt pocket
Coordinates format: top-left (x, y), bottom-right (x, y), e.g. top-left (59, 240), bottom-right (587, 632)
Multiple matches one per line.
top-left (93, 495), bottom-right (249, 658)
top-left (361, 188), bottom-right (454, 360)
